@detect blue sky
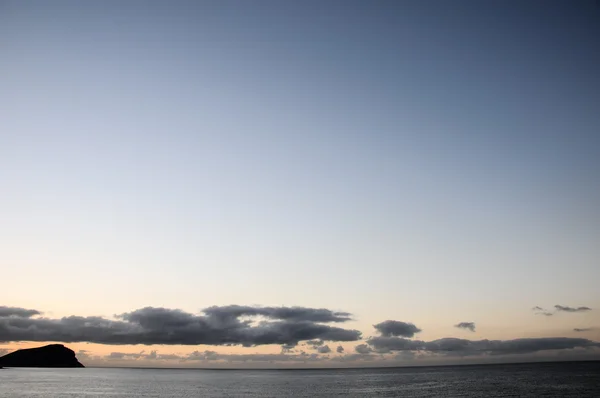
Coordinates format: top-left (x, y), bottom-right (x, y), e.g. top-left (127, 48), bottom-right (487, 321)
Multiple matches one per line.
top-left (1, 0), bottom-right (599, 367)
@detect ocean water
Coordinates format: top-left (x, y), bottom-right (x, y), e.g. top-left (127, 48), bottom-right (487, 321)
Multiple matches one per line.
top-left (1, 361), bottom-right (599, 397)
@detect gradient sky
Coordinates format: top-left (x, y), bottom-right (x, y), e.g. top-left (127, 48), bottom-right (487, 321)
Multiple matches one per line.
top-left (1, 0), bottom-right (599, 367)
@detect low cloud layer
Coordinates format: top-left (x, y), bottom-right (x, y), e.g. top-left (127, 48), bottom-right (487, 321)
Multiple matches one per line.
top-left (0, 305), bottom-right (362, 347)
top-left (355, 344), bottom-right (372, 354)
top-left (367, 336), bottom-right (600, 356)
top-left (455, 322), bottom-right (476, 332)
top-left (363, 318), bottom-right (599, 358)
top-left (93, 350), bottom-right (328, 364)
top-left (186, 350), bottom-right (324, 363)
top-left (3, 306), bottom-right (599, 366)
top-left (373, 321), bottom-right (421, 338)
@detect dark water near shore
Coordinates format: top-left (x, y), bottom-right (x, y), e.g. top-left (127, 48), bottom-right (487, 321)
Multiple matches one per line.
top-left (1, 361), bottom-right (599, 397)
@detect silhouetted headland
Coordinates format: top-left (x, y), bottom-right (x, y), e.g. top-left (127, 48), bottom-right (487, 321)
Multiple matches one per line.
top-left (0, 344), bottom-right (84, 368)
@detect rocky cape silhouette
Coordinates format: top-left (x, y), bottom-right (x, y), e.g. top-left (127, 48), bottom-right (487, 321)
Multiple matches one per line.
top-left (0, 344), bottom-right (84, 368)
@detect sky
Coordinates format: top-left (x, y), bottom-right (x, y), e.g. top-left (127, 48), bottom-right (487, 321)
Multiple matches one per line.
top-left (1, 0), bottom-right (599, 368)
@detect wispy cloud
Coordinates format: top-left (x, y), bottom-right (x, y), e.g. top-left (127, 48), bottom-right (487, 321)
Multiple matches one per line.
top-left (367, 336), bottom-right (600, 356)
top-left (532, 306), bottom-right (554, 316)
top-left (3, 306), bottom-right (600, 366)
top-left (354, 344), bottom-right (372, 354)
top-left (532, 305), bottom-right (592, 316)
top-left (555, 305), bottom-right (592, 313)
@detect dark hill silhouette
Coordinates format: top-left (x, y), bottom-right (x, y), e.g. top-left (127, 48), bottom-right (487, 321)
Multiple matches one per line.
top-left (0, 344), bottom-right (84, 368)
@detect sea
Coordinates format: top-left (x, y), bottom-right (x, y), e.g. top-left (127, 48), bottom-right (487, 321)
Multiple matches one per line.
top-left (1, 361), bottom-right (599, 397)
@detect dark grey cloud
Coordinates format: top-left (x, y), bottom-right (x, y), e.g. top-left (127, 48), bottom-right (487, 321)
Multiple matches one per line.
top-left (532, 305), bottom-right (592, 316)
top-left (0, 306), bottom-right (41, 318)
top-left (202, 305), bottom-right (352, 323)
top-left (555, 305), bottom-right (592, 313)
top-left (455, 322), bottom-right (476, 332)
top-left (305, 340), bottom-right (332, 354)
top-left (355, 344), bottom-right (372, 354)
top-left (367, 336), bottom-right (600, 356)
top-left (0, 305), bottom-right (362, 347)
top-left (367, 337), bottom-right (423, 353)
top-left (573, 328), bottom-right (594, 332)
top-left (373, 320), bottom-right (421, 338)
top-left (336, 345), bottom-right (344, 353)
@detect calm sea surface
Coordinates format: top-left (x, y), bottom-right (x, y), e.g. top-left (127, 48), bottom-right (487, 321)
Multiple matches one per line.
top-left (1, 361), bottom-right (599, 397)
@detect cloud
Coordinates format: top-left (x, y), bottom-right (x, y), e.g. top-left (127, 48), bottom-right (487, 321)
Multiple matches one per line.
top-left (555, 305), bottom-right (592, 313)
top-left (532, 306), bottom-right (554, 316)
top-left (156, 353), bottom-right (183, 361)
top-left (454, 322), bottom-right (476, 332)
top-left (367, 336), bottom-right (600, 356)
top-left (88, 348), bottom-right (334, 365)
top-left (573, 328), bottom-right (594, 332)
top-left (366, 337), bottom-right (423, 353)
top-left (73, 350), bottom-right (97, 362)
top-left (330, 353), bottom-right (378, 362)
top-left (0, 305), bottom-right (362, 347)
top-left (3, 304), bottom-right (600, 366)
top-left (355, 344), bottom-right (372, 354)
top-left (306, 339), bottom-right (333, 354)
top-left (202, 305), bottom-right (352, 323)
top-left (373, 320), bottom-right (421, 338)
top-left (0, 306), bottom-right (41, 318)
top-left (532, 305), bottom-right (592, 316)
top-left (185, 350), bottom-right (324, 363)
top-left (103, 350), bottom-right (185, 362)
